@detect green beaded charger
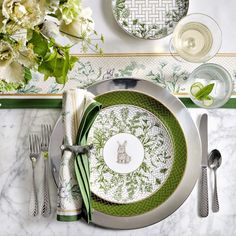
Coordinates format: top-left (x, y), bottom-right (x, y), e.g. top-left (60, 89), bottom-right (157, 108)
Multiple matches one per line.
top-left (88, 91), bottom-right (187, 217)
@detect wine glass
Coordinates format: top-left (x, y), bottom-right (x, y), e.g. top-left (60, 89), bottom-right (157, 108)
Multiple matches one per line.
top-left (170, 14), bottom-right (222, 63)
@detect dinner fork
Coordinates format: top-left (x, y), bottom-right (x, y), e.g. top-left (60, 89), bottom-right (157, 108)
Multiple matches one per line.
top-left (41, 124), bottom-right (52, 217)
top-left (29, 134), bottom-right (40, 217)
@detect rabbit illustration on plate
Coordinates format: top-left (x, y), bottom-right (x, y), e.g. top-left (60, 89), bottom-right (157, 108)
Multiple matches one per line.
top-left (117, 141), bottom-right (131, 164)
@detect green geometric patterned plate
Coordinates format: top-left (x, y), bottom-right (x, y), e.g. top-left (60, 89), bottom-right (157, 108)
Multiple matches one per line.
top-left (88, 104), bottom-right (174, 204)
top-left (91, 91), bottom-right (187, 216)
top-left (112, 0), bottom-right (189, 39)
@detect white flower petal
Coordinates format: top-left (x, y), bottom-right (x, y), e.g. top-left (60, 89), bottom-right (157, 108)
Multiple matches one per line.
top-left (0, 61), bottom-right (24, 83)
top-left (2, 0), bottom-right (45, 29)
top-left (41, 20), bottom-right (60, 38)
top-left (80, 7), bottom-right (92, 18)
top-left (59, 7), bottom-right (95, 43)
top-left (0, 41), bottom-right (15, 68)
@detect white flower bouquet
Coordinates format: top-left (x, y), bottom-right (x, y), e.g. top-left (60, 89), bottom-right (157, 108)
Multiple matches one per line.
top-left (0, 0), bottom-right (104, 91)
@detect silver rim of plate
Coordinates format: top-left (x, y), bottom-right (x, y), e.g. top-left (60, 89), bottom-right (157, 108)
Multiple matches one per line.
top-left (49, 78), bottom-right (201, 229)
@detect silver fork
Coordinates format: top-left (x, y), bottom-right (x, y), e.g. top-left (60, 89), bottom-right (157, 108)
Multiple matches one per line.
top-left (41, 124), bottom-right (52, 217)
top-left (29, 134), bottom-right (41, 217)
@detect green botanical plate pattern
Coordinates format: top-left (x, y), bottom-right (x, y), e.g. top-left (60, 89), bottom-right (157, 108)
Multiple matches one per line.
top-left (88, 104), bottom-right (173, 204)
top-left (112, 0), bottom-right (189, 39)
top-left (90, 91), bottom-right (187, 217)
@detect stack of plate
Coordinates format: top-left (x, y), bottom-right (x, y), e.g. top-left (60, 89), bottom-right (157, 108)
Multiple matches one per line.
top-left (49, 78), bottom-right (201, 229)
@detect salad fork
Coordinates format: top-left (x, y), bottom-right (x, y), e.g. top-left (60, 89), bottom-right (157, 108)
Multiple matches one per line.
top-left (41, 124), bottom-right (52, 217)
top-left (29, 134), bottom-right (41, 217)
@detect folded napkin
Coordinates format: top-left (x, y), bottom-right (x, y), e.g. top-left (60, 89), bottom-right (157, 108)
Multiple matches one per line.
top-left (57, 89), bottom-right (101, 222)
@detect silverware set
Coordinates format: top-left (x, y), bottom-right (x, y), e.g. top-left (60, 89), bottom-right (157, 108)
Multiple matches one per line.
top-left (29, 124), bottom-right (52, 217)
top-left (199, 114), bottom-right (222, 217)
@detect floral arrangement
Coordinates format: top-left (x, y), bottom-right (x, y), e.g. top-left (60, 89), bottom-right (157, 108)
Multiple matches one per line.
top-left (0, 0), bottom-right (104, 92)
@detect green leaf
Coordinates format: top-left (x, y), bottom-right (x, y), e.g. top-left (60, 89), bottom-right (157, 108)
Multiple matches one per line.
top-left (195, 83), bottom-right (215, 100)
top-left (160, 168), bottom-right (168, 174)
top-left (60, 48), bottom-right (70, 84)
top-left (28, 30), bottom-right (49, 57)
top-left (155, 178), bottom-right (161, 185)
top-left (123, 20), bottom-right (128, 27)
top-left (133, 19), bottom-right (138, 25)
top-left (48, 9), bottom-right (62, 20)
top-left (69, 56), bottom-right (78, 69)
top-left (59, 0), bottom-right (67, 4)
top-left (23, 67), bottom-right (32, 83)
top-left (0, 80), bottom-right (23, 92)
top-left (101, 34), bottom-right (105, 43)
top-left (38, 47), bottom-right (78, 84)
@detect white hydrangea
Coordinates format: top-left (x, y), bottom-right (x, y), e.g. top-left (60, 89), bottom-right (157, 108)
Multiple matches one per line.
top-left (0, 41), bottom-right (15, 67)
top-left (60, 7), bottom-right (95, 43)
top-left (0, 41), bottom-right (24, 82)
top-left (2, 0), bottom-right (45, 29)
top-left (60, 0), bottom-right (81, 25)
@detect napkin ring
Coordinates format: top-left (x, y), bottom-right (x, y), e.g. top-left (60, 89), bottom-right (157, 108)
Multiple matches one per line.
top-left (60, 144), bottom-right (93, 155)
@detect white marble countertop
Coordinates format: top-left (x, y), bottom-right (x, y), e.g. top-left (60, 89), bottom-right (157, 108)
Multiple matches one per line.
top-left (1, 109), bottom-right (236, 236)
top-left (1, 0), bottom-right (236, 235)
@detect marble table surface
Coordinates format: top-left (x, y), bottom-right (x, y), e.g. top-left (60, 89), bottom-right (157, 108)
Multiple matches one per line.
top-left (1, 1), bottom-right (236, 235)
top-left (0, 108), bottom-right (236, 236)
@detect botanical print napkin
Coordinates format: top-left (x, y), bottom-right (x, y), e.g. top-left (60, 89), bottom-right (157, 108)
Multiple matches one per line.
top-left (57, 89), bottom-right (101, 222)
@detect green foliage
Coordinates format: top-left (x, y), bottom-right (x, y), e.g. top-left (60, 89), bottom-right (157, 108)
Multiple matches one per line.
top-left (0, 0), bottom-right (103, 86)
top-left (28, 30), bottom-right (78, 84)
top-left (23, 67), bottom-right (32, 83)
top-left (195, 83), bottom-right (215, 100)
top-left (28, 30), bottom-right (49, 57)
top-left (0, 80), bottom-right (23, 92)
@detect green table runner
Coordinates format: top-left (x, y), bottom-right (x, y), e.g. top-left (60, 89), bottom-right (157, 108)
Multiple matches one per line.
top-left (0, 97), bottom-right (235, 108)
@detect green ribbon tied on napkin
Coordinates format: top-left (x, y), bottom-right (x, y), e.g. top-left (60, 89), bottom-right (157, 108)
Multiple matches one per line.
top-left (74, 102), bottom-right (102, 223)
top-left (57, 89), bottom-right (101, 223)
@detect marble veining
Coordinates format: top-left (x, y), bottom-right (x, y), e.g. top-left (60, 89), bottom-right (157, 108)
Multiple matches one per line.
top-left (0, 108), bottom-right (236, 236)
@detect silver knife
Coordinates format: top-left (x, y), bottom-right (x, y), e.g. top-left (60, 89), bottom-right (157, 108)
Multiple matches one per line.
top-left (199, 113), bottom-right (209, 217)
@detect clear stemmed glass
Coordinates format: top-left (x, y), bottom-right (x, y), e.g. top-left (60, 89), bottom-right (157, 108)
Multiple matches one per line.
top-left (170, 13), bottom-right (222, 63)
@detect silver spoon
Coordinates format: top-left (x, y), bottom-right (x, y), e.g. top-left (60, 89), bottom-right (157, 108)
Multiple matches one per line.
top-left (208, 149), bottom-right (222, 212)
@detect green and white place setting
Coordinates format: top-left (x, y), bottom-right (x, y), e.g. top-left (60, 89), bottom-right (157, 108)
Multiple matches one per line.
top-left (1, 0), bottom-right (236, 235)
top-left (49, 78), bottom-right (201, 229)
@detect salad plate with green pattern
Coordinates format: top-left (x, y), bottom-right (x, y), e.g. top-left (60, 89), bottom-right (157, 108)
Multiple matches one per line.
top-left (49, 78), bottom-right (201, 229)
top-left (112, 0), bottom-right (189, 39)
top-left (88, 103), bottom-right (174, 204)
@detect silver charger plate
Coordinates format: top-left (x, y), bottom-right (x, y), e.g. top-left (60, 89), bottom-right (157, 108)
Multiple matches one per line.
top-left (112, 0), bottom-right (189, 39)
top-left (49, 78), bottom-right (201, 229)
